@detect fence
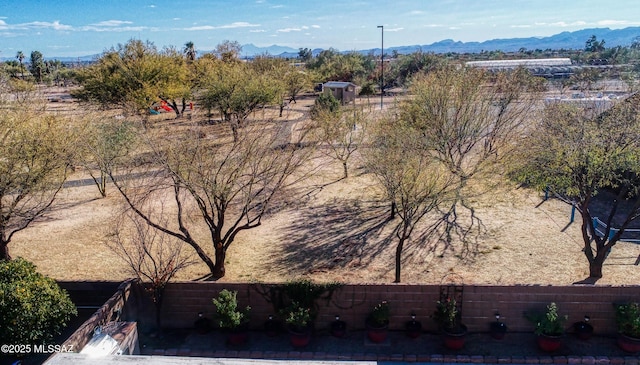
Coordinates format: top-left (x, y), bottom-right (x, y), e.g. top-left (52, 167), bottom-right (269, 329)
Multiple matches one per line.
top-left (126, 281), bottom-right (640, 336)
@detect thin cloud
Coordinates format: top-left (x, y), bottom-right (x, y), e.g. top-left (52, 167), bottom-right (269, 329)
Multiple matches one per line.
top-left (277, 27), bottom-right (302, 32)
top-left (386, 27), bottom-right (404, 32)
top-left (218, 21), bottom-right (260, 29)
top-left (184, 21), bottom-right (260, 31)
top-left (89, 20), bottom-right (133, 27)
top-left (547, 21), bottom-right (587, 27)
top-left (250, 29), bottom-right (266, 33)
top-left (11, 20), bottom-right (73, 31)
top-left (597, 20), bottom-right (635, 26)
top-left (311, 24), bottom-right (320, 28)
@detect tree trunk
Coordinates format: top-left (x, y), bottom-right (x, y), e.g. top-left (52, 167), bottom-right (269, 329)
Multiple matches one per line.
top-left (0, 240), bottom-right (10, 260)
top-left (589, 254), bottom-right (605, 279)
top-left (389, 201), bottom-right (396, 220)
top-left (394, 237), bottom-right (405, 283)
top-left (231, 121), bottom-right (239, 142)
top-left (213, 245), bottom-right (226, 279)
top-left (342, 162), bottom-right (348, 179)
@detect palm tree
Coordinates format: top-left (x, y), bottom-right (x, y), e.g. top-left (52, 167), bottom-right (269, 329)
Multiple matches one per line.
top-left (16, 51), bottom-right (25, 78)
top-left (183, 41), bottom-right (196, 62)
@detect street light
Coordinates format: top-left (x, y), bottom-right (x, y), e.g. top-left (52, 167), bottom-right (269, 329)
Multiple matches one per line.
top-left (377, 25), bottom-right (384, 110)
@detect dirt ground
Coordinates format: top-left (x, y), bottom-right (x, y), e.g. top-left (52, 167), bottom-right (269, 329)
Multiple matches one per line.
top-left (9, 87), bottom-right (640, 286)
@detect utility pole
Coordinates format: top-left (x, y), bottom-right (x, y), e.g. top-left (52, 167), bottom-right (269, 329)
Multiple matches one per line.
top-left (377, 25), bottom-right (384, 110)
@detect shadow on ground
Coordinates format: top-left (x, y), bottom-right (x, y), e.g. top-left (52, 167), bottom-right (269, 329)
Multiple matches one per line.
top-left (268, 199), bottom-right (396, 277)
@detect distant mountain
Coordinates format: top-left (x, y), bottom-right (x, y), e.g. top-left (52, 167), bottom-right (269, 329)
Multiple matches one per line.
top-left (2, 27), bottom-right (638, 62)
top-left (238, 27), bottom-right (640, 58)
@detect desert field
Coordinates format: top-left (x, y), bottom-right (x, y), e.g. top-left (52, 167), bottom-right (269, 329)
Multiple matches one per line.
top-left (9, 87), bottom-right (640, 286)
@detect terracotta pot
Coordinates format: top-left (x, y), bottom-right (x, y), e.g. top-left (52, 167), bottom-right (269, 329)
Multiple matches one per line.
top-left (288, 325), bottom-right (312, 348)
top-left (490, 321), bottom-right (507, 340)
top-left (443, 324), bottom-right (467, 350)
top-left (537, 333), bottom-right (562, 352)
top-left (617, 333), bottom-right (640, 353)
top-left (227, 329), bottom-right (249, 346)
top-left (366, 319), bottom-right (389, 343)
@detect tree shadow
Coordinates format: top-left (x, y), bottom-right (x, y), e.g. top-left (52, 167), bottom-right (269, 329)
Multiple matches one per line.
top-left (267, 199), bottom-right (396, 277)
top-left (573, 276), bottom-right (600, 285)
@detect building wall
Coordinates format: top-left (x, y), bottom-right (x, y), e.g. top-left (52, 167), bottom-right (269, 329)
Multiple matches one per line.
top-left (155, 282), bottom-right (640, 334)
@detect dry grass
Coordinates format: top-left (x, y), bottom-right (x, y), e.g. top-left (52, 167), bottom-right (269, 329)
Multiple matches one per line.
top-left (10, 88), bottom-right (640, 286)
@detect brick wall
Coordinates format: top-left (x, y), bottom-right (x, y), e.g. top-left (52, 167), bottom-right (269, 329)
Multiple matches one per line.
top-left (153, 281), bottom-right (640, 335)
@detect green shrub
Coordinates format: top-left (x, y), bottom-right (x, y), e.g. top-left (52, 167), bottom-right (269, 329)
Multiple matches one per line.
top-left (526, 302), bottom-right (567, 336)
top-left (614, 302), bottom-right (640, 338)
top-left (212, 289), bottom-right (250, 330)
top-left (0, 258), bottom-right (77, 345)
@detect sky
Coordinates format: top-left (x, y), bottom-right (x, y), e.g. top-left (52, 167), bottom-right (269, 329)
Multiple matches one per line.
top-left (1, 0), bottom-right (640, 58)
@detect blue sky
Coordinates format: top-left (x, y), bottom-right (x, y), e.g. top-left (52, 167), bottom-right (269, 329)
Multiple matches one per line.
top-left (1, 0), bottom-right (640, 58)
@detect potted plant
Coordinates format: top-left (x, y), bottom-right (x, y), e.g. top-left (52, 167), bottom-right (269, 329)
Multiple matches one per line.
top-left (282, 301), bottom-right (313, 347)
top-left (526, 302), bottom-right (567, 352)
top-left (489, 313), bottom-right (507, 340)
top-left (433, 297), bottom-right (467, 350)
top-left (366, 300), bottom-right (390, 343)
top-left (405, 313), bottom-right (422, 338)
top-left (614, 302), bottom-right (640, 353)
top-left (212, 289), bottom-right (251, 346)
top-left (572, 315), bottom-right (593, 341)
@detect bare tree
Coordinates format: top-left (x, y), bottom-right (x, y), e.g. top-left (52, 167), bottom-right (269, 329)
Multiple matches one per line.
top-left (110, 122), bottom-right (311, 279)
top-left (365, 65), bottom-right (537, 282)
top-left (80, 118), bottom-right (137, 198)
top-left (107, 209), bottom-right (195, 329)
top-left (313, 106), bottom-right (368, 179)
top-left (0, 100), bottom-right (76, 260)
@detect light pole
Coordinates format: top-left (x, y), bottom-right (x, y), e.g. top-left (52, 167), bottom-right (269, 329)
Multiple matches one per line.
top-left (377, 25), bottom-right (384, 110)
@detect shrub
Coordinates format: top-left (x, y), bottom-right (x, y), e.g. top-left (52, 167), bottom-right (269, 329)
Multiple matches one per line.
top-left (0, 258), bottom-right (77, 345)
top-left (212, 289), bottom-right (250, 330)
top-left (526, 302), bottom-right (567, 336)
top-left (368, 300), bottom-right (390, 327)
top-left (614, 302), bottom-right (640, 338)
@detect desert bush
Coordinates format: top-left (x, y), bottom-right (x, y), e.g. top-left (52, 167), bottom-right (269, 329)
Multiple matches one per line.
top-left (0, 258), bottom-right (77, 345)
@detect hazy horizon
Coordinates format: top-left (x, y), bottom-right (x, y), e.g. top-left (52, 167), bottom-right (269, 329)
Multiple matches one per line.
top-left (2, 0), bottom-right (640, 58)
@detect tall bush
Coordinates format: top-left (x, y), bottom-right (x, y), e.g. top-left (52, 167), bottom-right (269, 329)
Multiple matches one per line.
top-left (0, 258), bottom-right (77, 344)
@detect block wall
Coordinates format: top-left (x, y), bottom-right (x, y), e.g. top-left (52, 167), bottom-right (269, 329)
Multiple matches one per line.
top-left (155, 282), bottom-right (640, 335)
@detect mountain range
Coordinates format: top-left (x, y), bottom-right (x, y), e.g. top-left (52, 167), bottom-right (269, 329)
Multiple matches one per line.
top-left (242, 26), bottom-right (640, 58)
top-left (6, 27), bottom-right (640, 63)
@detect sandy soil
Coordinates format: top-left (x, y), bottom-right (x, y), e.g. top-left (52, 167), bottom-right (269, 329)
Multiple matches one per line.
top-left (9, 88), bottom-right (640, 286)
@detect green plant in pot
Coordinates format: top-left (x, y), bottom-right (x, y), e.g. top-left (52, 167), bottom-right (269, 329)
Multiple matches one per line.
top-left (212, 289), bottom-right (251, 346)
top-left (433, 297), bottom-right (467, 350)
top-left (366, 300), bottom-right (390, 343)
top-left (282, 301), bottom-right (313, 347)
top-left (614, 302), bottom-right (640, 353)
top-left (526, 302), bottom-right (566, 352)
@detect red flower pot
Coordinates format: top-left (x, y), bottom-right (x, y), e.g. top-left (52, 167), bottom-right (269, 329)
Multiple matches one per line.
top-left (288, 326), bottom-right (312, 348)
top-left (618, 334), bottom-right (640, 353)
top-left (366, 320), bottom-right (389, 343)
top-left (537, 334), bottom-right (562, 352)
top-left (227, 330), bottom-right (249, 346)
top-left (442, 324), bottom-right (467, 350)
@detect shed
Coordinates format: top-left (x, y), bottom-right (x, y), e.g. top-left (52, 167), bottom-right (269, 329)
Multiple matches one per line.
top-left (322, 81), bottom-right (357, 105)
